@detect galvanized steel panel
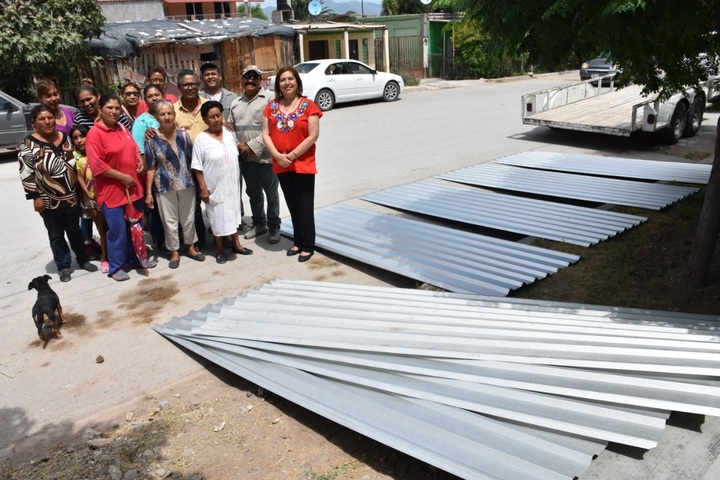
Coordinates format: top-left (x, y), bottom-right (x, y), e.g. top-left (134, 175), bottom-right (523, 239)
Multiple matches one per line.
top-left (437, 163), bottom-right (698, 210)
top-left (154, 319), bottom-right (598, 480)
top-left (494, 151), bottom-right (712, 184)
top-left (154, 280), bottom-right (720, 479)
top-left (362, 181), bottom-right (647, 246)
top-left (279, 205), bottom-right (580, 296)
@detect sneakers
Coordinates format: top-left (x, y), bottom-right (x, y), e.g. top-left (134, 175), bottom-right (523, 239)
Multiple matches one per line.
top-left (111, 270), bottom-right (130, 281)
top-left (78, 261), bottom-right (99, 272)
top-left (239, 221), bottom-right (253, 233)
top-left (268, 227), bottom-right (281, 244)
top-left (59, 269), bottom-right (71, 282)
top-left (244, 225), bottom-right (268, 239)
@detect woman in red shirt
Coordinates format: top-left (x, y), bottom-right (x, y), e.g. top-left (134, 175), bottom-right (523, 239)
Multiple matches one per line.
top-left (262, 66), bottom-right (322, 263)
top-left (87, 93), bottom-right (156, 281)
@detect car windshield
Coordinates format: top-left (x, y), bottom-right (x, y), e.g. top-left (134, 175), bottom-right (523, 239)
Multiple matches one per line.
top-left (295, 63), bottom-right (320, 74)
top-left (588, 58), bottom-right (613, 68)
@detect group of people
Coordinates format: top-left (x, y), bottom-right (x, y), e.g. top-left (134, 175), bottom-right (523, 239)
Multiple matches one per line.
top-left (19, 62), bottom-right (322, 282)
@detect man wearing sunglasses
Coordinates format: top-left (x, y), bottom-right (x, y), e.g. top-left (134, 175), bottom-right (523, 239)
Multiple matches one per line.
top-left (227, 65), bottom-right (281, 244)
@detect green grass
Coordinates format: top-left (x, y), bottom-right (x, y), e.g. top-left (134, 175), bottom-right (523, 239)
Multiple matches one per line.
top-left (514, 187), bottom-right (720, 315)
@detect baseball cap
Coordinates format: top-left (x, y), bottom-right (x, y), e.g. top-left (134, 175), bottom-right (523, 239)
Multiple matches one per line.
top-left (242, 65), bottom-right (262, 77)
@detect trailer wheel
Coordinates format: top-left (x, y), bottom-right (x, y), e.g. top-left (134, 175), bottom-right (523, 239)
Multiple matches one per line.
top-left (684, 96), bottom-right (705, 138)
top-left (661, 101), bottom-right (688, 144)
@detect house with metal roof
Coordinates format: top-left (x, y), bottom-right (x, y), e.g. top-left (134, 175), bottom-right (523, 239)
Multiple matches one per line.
top-left (88, 16), bottom-right (295, 92)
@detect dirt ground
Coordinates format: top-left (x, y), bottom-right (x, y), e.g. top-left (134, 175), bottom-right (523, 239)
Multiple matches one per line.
top-left (3, 116), bottom-right (720, 480)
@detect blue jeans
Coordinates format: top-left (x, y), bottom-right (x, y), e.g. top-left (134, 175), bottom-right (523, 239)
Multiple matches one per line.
top-left (241, 160), bottom-right (280, 229)
top-left (40, 206), bottom-right (89, 271)
top-left (102, 200), bottom-right (143, 276)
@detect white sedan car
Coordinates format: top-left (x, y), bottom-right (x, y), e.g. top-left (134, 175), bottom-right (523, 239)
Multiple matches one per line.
top-left (267, 59), bottom-right (404, 111)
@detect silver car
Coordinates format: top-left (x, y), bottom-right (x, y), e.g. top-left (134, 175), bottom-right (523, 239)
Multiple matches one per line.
top-left (0, 90), bottom-right (30, 149)
top-left (267, 59), bottom-right (404, 112)
top-left (580, 57), bottom-right (620, 84)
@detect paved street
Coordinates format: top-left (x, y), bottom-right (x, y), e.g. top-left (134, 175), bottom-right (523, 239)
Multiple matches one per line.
top-left (2, 73), bottom-right (719, 478)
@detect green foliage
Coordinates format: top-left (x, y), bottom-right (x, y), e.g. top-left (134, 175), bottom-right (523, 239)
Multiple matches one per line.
top-left (250, 5), bottom-right (268, 20)
top-left (382, 0), bottom-right (426, 16)
top-left (0, 0), bottom-right (104, 101)
top-left (460, 0), bottom-right (720, 97)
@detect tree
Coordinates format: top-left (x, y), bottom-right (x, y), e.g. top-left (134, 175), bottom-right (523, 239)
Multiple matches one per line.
top-left (250, 4), bottom-right (268, 20)
top-left (461, 0), bottom-right (720, 286)
top-left (0, 0), bottom-right (105, 101)
top-left (382, 0), bottom-right (426, 16)
top-left (461, 0), bottom-right (720, 97)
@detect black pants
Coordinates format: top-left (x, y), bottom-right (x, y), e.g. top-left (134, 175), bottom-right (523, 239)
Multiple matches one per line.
top-left (278, 172), bottom-right (315, 253)
top-left (40, 206), bottom-right (89, 271)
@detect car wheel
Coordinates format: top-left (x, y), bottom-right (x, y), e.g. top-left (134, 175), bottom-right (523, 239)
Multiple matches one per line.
top-left (315, 89), bottom-right (335, 111)
top-left (684, 95), bottom-right (705, 138)
top-left (382, 81), bottom-right (400, 102)
top-left (660, 101), bottom-right (688, 145)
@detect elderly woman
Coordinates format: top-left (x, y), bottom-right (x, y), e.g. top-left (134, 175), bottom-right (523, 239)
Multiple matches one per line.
top-left (76, 83), bottom-right (132, 130)
top-left (18, 105), bottom-right (98, 282)
top-left (191, 101), bottom-right (252, 264)
top-left (144, 101), bottom-right (204, 269)
top-left (131, 83), bottom-right (167, 252)
top-left (86, 93), bottom-right (156, 281)
top-left (262, 66), bottom-right (322, 263)
top-left (35, 79), bottom-right (76, 137)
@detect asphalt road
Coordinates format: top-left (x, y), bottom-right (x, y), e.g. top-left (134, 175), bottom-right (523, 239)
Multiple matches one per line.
top-left (2, 73), bottom-right (719, 478)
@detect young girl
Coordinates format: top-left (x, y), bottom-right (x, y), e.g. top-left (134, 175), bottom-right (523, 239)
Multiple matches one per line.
top-left (71, 125), bottom-right (109, 273)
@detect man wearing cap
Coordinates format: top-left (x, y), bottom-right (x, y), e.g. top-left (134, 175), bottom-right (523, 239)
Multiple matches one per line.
top-left (227, 65), bottom-right (281, 244)
top-left (199, 63), bottom-right (238, 121)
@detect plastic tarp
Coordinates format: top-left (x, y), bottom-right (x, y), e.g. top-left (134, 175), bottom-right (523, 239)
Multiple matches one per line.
top-left (89, 17), bottom-right (295, 58)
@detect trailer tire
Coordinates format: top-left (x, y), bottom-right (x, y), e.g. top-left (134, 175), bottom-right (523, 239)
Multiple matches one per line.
top-left (661, 101), bottom-right (688, 144)
top-left (684, 96), bottom-right (705, 138)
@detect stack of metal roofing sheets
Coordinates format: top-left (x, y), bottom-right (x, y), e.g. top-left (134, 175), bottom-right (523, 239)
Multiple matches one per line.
top-left (154, 280), bottom-right (720, 480)
top-left (279, 204), bottom-right (580, 296)
top-left (437, 163), bottom-right (698, 209)
top-left (493, 151), bottom-right (712, 184)
top-left (361, 181), bottom-right (647, 246)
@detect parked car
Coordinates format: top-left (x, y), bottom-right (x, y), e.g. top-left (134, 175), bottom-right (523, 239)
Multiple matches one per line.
top-left (0, 89), bottom-right (31, 149)
top-left (267, 59), bottom-right (404, 111)
top-left (580, 57), bottom-right (620, 84)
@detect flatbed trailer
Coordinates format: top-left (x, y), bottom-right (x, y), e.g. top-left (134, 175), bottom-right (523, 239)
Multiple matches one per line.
top-left (521, 74), bottom-right (708, 144)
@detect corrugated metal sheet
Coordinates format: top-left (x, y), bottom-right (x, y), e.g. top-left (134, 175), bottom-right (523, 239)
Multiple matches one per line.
top-left (192, 281), bottom-right (720, 376)
top-left (279, 205), bottom-right (580, 296)
top-left (154, 280), bottom-right (720, 479)
top-left (157, 322), bottom-right (599, 480)
top-left (437, 163), bottom-right (698, 210)
top-left (361, 181), bottom-right (647, 247)
top-left (494, 151), bottom-right (712, 184)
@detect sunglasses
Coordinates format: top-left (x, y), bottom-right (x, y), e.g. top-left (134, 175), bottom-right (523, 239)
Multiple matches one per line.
top-left (243, 74), bottom-right (261, 80)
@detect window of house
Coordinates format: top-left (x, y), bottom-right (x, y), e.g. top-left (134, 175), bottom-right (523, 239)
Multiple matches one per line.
top-left (186, 3), bottom-right (204, 19)
top-left (308, 40), bottom-right (328, 60)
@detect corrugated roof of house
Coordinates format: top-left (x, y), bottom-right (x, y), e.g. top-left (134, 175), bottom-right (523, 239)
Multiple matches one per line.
top-left (89, 17), bottom-right (294, 58)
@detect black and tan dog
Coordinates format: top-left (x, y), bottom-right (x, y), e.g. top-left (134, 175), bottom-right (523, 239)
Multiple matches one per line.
top-left (28, 275), bottom-right (65, 341)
